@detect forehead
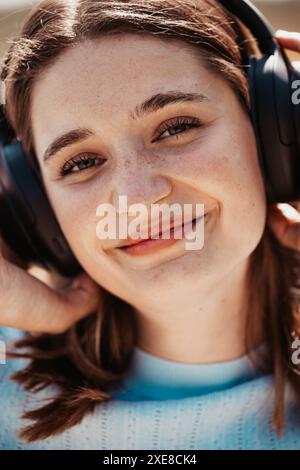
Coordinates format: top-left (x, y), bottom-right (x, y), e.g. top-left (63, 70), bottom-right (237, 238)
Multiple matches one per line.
top-left (31, 33), bottom-right (222, 112)
top-left (30, 33), bottom-right (228, 154)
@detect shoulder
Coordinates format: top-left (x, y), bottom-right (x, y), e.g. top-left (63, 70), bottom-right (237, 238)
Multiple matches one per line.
top-left (0, 328), bottom-right (32, 449)
top-left (0, 327), bottom-right (59, 449)
top-left (0, 334), bottom-right (299, 450)
top-left (0, 327), bottom-right (29, 392)
top-left (71, 373), bottom-right (300, 450)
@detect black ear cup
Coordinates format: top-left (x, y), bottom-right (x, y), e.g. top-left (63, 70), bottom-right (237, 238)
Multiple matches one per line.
top-left (291, 65), bottom-right (300, 160)
top-left (248, 49), bottom-right (300, 203)
top-left (219, 0), bottom-right (300, 203)
top-left (247, 54), bottom-right (276, 203)
top-left (0, 136), bottom-right (82, 277)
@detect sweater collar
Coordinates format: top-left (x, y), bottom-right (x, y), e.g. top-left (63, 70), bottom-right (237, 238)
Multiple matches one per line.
top-left (110, 343), bottom-right (267, 401)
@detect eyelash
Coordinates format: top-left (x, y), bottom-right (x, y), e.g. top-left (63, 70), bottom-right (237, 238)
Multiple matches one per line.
top-left (59, 116), bottom-right (202, 177)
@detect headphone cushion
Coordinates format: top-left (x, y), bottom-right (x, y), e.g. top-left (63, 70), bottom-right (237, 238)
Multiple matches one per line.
top-left (248, 52), bottom-right (299, 202)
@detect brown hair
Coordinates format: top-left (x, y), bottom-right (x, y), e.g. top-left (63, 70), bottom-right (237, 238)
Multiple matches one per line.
top-left (1, 0), bottom-right (300, 442)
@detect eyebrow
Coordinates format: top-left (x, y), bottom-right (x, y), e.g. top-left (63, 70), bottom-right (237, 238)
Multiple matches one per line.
top-left (42, 91), bottom-right (209, 164)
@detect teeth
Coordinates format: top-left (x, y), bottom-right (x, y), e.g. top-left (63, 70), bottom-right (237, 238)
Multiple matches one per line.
top-left (120, 214), bottom-right (206, 248)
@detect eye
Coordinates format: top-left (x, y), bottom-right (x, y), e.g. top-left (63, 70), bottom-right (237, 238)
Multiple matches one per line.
top-left (155, 116), bottom-right (203, 141)
top-left (58, 116), bottom-right (202, 177)
top-left (59, 153), bottom-right (106, 177)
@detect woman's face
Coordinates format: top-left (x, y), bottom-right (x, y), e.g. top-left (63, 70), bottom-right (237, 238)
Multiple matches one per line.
top-left (30, 34), bottom-right (267, 310)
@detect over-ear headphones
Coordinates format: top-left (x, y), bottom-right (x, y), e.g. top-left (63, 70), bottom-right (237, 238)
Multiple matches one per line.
top-left (220, 0), bottom-right (300, 204)
top-left (0, 125), bottom-right (82, 277)
top-left (0, 0), bottom-right (299, 276)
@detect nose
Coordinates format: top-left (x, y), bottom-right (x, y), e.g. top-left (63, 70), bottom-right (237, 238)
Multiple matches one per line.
top-left (111, 158), bottom-right (172, 214)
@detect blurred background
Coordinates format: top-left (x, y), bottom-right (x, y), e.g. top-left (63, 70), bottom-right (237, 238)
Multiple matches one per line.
top-left (0, 0), bottom-right (300, 61)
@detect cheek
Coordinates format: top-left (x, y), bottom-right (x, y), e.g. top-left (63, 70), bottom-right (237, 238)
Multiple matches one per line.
top-left (218, 132), bottom-right (266, 255)
top-left (172, 122), bottom-right (267, 251)
top-left (214, 123), bottom-right (267, 244)
top-left (47, 186), bottom-right (119, 289)
top-left (44, 184), bottom-right (99, 263)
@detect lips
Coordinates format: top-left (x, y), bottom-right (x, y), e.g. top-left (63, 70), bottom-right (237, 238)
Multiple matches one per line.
top-left (117, 214), bottom-right (205, 249)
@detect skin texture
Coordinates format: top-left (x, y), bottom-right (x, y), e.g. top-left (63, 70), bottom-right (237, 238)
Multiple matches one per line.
top-left (30, 33), bottom-right (268, 363)
top-left (0, 31), bottom-right (298, 345)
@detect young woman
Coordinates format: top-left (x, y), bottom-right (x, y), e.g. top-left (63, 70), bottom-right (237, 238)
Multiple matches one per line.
top-left (0, 0), bottom-right (300, 450)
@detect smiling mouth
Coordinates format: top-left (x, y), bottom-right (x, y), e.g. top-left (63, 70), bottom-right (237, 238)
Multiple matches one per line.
top-left (117, 213), bottom-right (207, 255)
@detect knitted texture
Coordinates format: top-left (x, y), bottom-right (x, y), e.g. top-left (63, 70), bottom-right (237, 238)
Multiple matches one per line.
top-left (0, 327), bottom-right (300, 450)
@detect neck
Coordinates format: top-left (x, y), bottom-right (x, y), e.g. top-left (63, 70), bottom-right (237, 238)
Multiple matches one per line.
top-left (134, 257), bottom-right (264, 364)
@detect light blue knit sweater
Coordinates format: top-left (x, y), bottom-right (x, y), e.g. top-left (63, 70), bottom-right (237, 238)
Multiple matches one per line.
top-left (0, 326), bottom-right (300, 450)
